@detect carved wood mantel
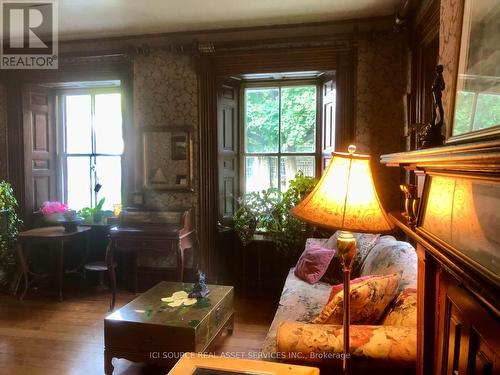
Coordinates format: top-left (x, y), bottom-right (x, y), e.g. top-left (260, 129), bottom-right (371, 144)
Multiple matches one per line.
top-left (381, 140), bottom-right (500, 375)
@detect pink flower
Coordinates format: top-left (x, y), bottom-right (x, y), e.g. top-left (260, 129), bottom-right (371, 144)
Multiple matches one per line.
top-left (40, 201), bottom-right (68, 215)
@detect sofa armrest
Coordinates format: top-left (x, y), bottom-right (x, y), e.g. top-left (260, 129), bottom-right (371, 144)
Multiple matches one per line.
top-left (276, 321), bottom-right (416, 370)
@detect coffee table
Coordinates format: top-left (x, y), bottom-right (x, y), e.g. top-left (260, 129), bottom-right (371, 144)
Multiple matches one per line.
top-left (104, 281), bottom-right (234, 374)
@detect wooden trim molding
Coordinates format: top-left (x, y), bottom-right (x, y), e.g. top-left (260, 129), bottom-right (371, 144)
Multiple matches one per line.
top-left (197, 58), bottom-right (218, 276)
top-left (381, 139), bottom-right (500, 172)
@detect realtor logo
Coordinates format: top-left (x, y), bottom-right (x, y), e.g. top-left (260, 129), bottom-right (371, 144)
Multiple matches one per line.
top-left (0, 0), bottom-right (58, 69)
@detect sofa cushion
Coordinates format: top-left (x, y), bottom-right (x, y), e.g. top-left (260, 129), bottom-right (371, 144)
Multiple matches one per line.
top-left (382, 288), bottom-right (417, 327)
top-left (327, 275), bottom-right (373, 302)
top-left (294, 243), bottom-right (335, 284)
top-left (261, 267), bottom-right (331, 354)
top-left (321, 231), bottom-right (380, 284)
top-left (360, 236), bottom-right (417, 292)
top-left (313, 272), bottom-right (402, 324)
top-left (276, 321), bottom-right (416, 370)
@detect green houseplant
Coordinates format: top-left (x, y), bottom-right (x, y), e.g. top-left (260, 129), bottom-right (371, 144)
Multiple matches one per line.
top-left (0, 181), bottom-right (22, 292)
top-left (79, 197), bottom-right (106, 224)
top-left (234, 172), bottom-right (317, 261)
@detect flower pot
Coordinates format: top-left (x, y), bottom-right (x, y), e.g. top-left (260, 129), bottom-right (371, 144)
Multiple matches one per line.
top-left (43, 213), bottom-right (63, 225)
top-left (93, 212), bottom-right (103, 224)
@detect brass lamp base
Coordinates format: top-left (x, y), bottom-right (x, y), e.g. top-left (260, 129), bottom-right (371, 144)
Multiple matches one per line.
top-left (336, 231), bottom-right (357, 375)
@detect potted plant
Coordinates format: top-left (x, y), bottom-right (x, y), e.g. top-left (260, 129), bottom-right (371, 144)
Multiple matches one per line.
top-left (234, 172), bottom-right (317, 263)
top-left (0, 181), bottom-right (22, 292)
top-left (40, 201), bottom-right (69, 224)
top-left (79, 197), bottom-right (106, 224)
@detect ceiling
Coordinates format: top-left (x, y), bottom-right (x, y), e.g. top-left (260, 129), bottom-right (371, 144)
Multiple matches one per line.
top-left (56, 0), bottom-right (400, 41)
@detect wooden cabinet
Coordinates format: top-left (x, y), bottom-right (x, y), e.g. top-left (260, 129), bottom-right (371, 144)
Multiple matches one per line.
top-left (381, 141), bottom-right (500, 375)
top-left (436, 271), bottom-right (498, 375)
top-left (393, 214), bottom-right (499, 375)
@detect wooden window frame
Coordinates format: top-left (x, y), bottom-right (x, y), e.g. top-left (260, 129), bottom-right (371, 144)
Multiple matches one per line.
top-left (198, 45), bottom-right (356, 278)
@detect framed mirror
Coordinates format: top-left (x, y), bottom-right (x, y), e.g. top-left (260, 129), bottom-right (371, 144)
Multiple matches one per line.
top-left (449, 0), bottom-right (500, 143)
top-left (142, 127), bottom-right (193, 191)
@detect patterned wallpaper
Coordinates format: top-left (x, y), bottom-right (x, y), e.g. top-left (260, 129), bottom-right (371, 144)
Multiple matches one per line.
top-left (355, 32), bottom-right (408, 211)
top-left (0, 84), bottom-right (7, 181)
top-left (0, 33), bottom-right (408, 219)
top-left (133, 50), bottom-right (199, 214)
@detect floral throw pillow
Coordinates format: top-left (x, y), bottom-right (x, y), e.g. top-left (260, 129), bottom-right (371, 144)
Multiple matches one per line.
top-left (313, 272), bottom-right (402, 324)
top-left (382, 288), bottom-right (417, 327)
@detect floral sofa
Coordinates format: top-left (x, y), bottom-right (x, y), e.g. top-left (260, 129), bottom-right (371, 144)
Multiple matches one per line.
top-left (261, 235), bottom-right (418, 374)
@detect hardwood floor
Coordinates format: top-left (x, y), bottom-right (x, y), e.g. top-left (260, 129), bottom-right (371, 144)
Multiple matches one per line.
top-left (0, 281), bottom-right (277, 375)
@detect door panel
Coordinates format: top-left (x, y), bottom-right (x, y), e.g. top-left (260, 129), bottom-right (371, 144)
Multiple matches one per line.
top-left (22, 85), bottom-right (57, 224)
top-left (217, 79), bottom-right (240, 221)
top-left (438, 271), bottom-right (499, 375)
top-left (321, 75), bottom-right (336, 172)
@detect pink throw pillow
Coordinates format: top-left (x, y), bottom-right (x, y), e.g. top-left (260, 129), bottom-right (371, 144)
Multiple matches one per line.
top-left (294, 244), bottom-right (335, 284)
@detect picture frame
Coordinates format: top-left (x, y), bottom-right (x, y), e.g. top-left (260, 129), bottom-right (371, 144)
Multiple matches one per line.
top-left (171, 135), bottom-right (188, 161)
top-left (142, 127), bottom-right (193, 191)
top-left (448, 0), bottom-right (500, 144)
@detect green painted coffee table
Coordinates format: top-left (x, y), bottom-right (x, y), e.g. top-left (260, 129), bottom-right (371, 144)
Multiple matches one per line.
top-left (104, 281), bottom-right (234, 374)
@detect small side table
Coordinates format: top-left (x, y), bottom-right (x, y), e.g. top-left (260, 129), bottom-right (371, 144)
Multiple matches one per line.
top-left (168, 353), bottom-right (320, 374)
top-left (16, 226), bottom-right (91, 301)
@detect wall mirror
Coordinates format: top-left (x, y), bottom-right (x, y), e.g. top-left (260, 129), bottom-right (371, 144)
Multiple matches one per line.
top-left (450, 0), bottom-right (500, 142)
top-left (142, 127), bottom-right (193, 191)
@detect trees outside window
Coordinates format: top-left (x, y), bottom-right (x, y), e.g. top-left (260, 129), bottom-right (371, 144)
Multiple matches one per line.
top-left (243, 84), bottom-right (317, 193)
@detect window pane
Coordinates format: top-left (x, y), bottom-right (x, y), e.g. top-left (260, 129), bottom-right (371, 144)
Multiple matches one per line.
top-left (95, 93), bottom-right (124, 154)
top-left (245, 88), bottom-right (279, 153)
top-left (245, 156), bottom-right (278, 193)
top-left (473, 93), bottom-right (500, 131)
top-left (281, 86), bottom-right (317, 153)
top-left (65, 95), bottom-right (92, 153)
top-left (95, 156), bottom-right (121, 210)
top-left (453, 91), bottom-right (475, 135)
top-left (280, 156), bottom-right (315, 191)
top-left (67, 156), bottom-right (91, 210)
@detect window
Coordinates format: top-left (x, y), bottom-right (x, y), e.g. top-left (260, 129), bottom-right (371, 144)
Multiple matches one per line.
top-left (61, 89), bottom-right (123, 211)
top-left (453, 90), bottom-right (500, 135)
top-left (243, 83), bottom-right (317, 193)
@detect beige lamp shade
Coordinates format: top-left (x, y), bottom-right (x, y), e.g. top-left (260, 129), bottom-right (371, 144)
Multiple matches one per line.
top-left (291, 149), bottom-right (394, 233)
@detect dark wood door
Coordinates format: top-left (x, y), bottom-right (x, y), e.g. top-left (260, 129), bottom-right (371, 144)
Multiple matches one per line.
top-left (217, 78), bottom-right (240, 222)
top-left (22, 85), bottom-right (57, 224)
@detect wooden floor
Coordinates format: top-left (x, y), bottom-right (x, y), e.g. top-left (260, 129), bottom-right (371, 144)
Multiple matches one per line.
top-left (0, 281), bottom-right (277, 375)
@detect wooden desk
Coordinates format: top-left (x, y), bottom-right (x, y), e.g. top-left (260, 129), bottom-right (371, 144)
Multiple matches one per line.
top-left (105, 209), bottom-right (198, 310)
top-left (16, 226), bottom-right (91, 301)
top-left (168, 353), bottom-right (320, 375)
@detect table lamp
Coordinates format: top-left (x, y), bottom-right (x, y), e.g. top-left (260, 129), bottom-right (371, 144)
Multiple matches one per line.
top-left (291, 145), bottom-right (394, 373)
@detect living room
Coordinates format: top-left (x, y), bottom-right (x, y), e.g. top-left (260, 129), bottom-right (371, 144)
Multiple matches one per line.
top-left (0, 0), bottom-right (498, 374)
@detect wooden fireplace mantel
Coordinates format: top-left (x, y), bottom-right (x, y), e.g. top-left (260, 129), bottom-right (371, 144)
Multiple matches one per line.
top-left (381, 139), bottom-right (500, 172)
top-left (381, 141), bottom-right (500, 375)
